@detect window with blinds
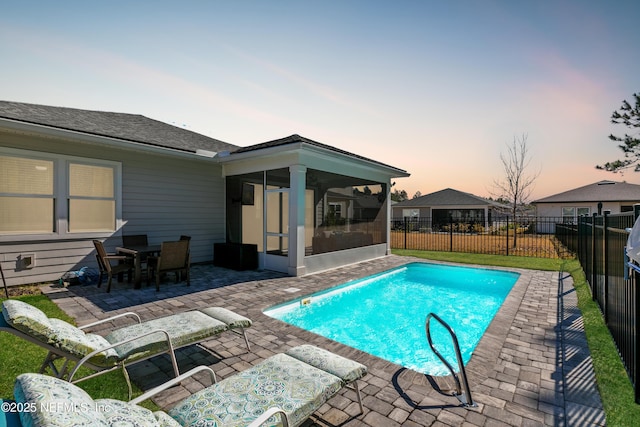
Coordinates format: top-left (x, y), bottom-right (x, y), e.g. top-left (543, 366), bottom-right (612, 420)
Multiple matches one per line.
top-left (0, 148), bottom-right (120, 236)
top-left (0, 156), bottom-right (55, 234)
top-left (68, 163), bottom-right (116, 232)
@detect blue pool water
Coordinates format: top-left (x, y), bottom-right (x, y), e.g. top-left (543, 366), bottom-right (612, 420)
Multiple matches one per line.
top-left (264, 262), bottom-right (520, 375)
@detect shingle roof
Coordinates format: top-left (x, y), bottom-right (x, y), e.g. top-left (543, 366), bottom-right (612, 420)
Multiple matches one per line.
top-left (0, 100), bottom-right (238, 153)
top-left (233, 134), bottom-right (408, 173)
top-left (533, 180), bottom-right (640, 203)
top-left (394, 188), bottom-right (499, 207)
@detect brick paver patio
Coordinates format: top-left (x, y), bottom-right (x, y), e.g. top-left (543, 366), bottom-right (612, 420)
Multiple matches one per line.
top-left (43, 255), bottom-right (606, 426)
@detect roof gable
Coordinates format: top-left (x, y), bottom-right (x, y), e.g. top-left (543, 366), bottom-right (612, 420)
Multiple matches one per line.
top-left (0, 100), bottom-right (238, 154)
top-left (533, 180), bottom-right (640, 203)
top-left (233, 134), bottom-right (407, 173)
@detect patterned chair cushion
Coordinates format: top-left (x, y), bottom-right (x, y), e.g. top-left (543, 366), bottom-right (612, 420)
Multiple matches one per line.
top-left (47, 318), bottom-right (119, 367)
top-left (96, 399), bottom-right (168, 427)
top-left (14, 374), bottom-right (173, 427)
top-left (153, 411), bottom-right (183, 427)
top-left (168, 353), bottom-right (344, 427)
top-left (14, 373), bottom-right (109, 427)
top-left (2, 300), bottom-right (53, 343)
top-left (105, 311), bottom-right (227, 361)
top-left (285, 345), bottom-right (368, 383)
top-left (199, 307), bottom-right (252, 329)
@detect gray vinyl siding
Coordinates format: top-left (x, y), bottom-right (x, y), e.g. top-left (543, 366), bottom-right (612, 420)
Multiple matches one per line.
top-left (1, 132), bottom-right (225, 287)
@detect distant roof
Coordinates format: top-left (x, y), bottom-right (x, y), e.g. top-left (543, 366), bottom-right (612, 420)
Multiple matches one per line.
top-left (0, 100), bottom-right (238, 154)
top-left (232, 134), bottom-right (408, 174)
top-left (394, 188), bottom-right (501, 207)
top-left (533, 180), bottom-right (640, 203)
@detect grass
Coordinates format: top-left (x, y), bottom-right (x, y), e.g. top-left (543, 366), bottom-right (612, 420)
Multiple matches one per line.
top-left (393, 249), bottom-right (640, 426)
top-left (0, 294), bottom-right (158, 410)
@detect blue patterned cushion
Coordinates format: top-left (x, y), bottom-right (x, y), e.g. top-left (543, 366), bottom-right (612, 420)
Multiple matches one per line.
top-left (14, 373), bottom-right (108, 427)
top-left (47, 319), bottom-right (119, 367)
top-left (14, 374), bottom-right (173, 427)
top-left (153, 411), bottom-right (182, 427)
top-left (168, 353), bottom-right (343, 427)
top-left (105, 311), bottom-right (227, 361)
top-left (199, 307), bottom-right (252, 329)
top-left (96, 399), bottom-right (164, 427)
top-left (2, 300), bottom-right (53, 343)
top-left (286, 345), bottom-right (367, 383)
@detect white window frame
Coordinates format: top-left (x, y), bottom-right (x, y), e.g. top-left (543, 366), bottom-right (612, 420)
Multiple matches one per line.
top-left (561, 206), bottom-right (590, 224)
top-left (0, 147), bottom-right (122, 242)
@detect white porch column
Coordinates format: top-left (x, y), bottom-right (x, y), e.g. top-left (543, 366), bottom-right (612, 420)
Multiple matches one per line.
top-left (288, 164), bottom-right (307, 276)
top-left (386, 181), bottom-right (392, 255)
top-left (485, 206), bottom-right (489, 230)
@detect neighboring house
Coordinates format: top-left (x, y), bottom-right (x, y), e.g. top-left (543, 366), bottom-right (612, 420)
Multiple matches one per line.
top-left (0, 101), bottom-right (409, 286)
top-left (533, 180), bottom-right (640, 227)
top-left (391, 188), bottom-right (506, 231)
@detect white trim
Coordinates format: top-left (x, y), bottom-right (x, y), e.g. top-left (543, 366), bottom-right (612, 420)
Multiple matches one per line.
top-left (0, 117), bottom-right (221, 162)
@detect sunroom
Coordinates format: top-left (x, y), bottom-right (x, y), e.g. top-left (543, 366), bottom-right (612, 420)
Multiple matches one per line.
top-left (219, 135), bottom-right (409, 276)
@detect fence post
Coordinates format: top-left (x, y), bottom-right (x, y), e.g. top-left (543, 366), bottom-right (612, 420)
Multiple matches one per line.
top-left (634, 205), bottom-right (640, 404)
top-left (506, 217), bottom-right (510, 256)
top-left (603, 211), bottom-right (609, 323)
top-left (449, 215), bottom-right (453, 252)
top-left (403, 217), bottom-right (408, 250)
top-left (592, 213), bottom-right (598, 301)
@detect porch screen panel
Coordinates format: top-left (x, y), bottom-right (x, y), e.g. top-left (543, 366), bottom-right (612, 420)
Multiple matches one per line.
top-left (68, 163), bottom-right (116, 232)
top-left (0, 156), bottom-right (54, 233)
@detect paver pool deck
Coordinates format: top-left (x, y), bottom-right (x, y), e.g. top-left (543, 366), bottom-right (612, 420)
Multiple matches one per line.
top-left (42, 255), bottom-right (606, 426)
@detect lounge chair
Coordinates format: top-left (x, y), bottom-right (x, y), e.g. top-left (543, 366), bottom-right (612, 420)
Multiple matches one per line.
top-left (0, 299), bottom-right (252, 398)
top-left (8, 345), bottom-right (367, 427)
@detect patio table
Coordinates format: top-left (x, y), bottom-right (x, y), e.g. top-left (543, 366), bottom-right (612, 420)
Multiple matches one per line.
top-left (116, 245), bottom-right (161, 289)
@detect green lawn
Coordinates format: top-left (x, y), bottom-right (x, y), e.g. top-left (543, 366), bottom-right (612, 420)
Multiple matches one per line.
top-left (0, 294), bottom-right (157, 410)
top-left (394, 249), bottom-right (640, 426)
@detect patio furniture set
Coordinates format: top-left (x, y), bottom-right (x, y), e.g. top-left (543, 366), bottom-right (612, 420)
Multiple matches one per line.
top-left (94, 234), bottom-right (191, 292)
top-left (0, 297), bottom-right (368, 427)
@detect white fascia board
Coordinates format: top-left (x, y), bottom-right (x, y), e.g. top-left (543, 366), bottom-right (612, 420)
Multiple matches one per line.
top-left (219, 140), bottom-right (410, 179)
top-left (0, 117), bottom-right (218, 162)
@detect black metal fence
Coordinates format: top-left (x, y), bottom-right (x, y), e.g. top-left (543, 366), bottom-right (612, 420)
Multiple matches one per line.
top-left (390, 216), bottom-right (570, 258)
top-left (556, 210), bottom-right (640, 403)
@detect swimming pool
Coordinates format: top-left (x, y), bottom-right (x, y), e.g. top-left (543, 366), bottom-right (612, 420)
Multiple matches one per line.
top-left (264, 262), bottom-right (520, 375)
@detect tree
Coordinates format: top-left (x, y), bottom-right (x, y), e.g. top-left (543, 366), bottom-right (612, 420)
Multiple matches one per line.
top-left (492, 134), bottom-right (540, 247)
top-left (596, 93), bottom-right (640, 172)
top-left (391, 189), bottom-right (408, 202)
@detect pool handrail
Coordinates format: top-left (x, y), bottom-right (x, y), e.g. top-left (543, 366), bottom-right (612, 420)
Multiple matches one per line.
top-left (425, 312), bottom-right (476, 407)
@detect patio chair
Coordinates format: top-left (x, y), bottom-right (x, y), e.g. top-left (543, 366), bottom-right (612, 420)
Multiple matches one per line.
top-left (0, 299), bottom-right (252, 399)
top-left (147, 240), bottom-right (190, 291)
top-left (179, 235), bottom-right (191, 280)
top-left (122, 234), bottom-right (149, 246)
top-left (93, 239), bottom-right (133, 292)
top-left (10, 345), bottom-right (367, 427)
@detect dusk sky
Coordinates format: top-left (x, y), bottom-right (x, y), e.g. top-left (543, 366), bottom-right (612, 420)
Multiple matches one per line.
top-left (2, 1), bottom-right (638, 200)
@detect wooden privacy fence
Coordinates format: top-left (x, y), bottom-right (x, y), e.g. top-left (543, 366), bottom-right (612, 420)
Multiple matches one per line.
top-left (390, 216), bottom-right (570, 259)
top-left (557, 209), bottom-right (640, 404)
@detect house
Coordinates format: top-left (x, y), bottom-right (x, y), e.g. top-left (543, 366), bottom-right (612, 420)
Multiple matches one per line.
top-left (533, 180), bottom-right (640, 223)
top-left (391, 188), bottom-right (506, 231)
top-left (0, 101), bottom-right (409, 286)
